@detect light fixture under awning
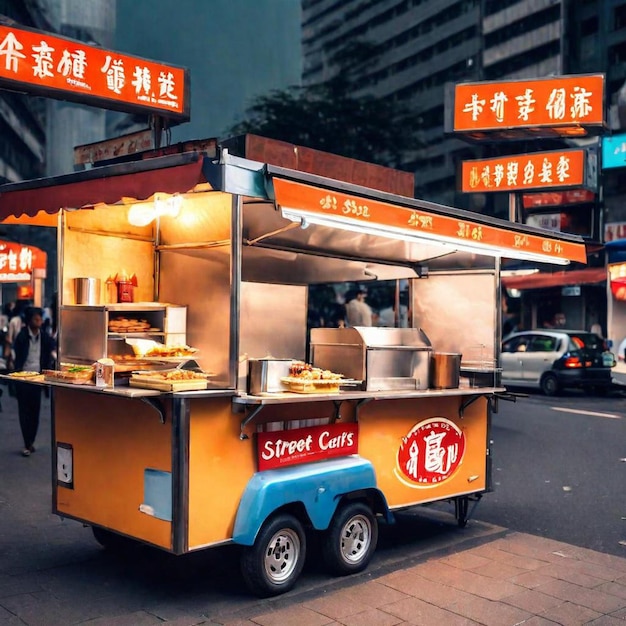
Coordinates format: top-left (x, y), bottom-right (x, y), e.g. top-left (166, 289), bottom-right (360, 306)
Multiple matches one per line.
top-left (0, 153), bottom-right (205, 226)
top-left (272, 177), bottom-right (587, 266)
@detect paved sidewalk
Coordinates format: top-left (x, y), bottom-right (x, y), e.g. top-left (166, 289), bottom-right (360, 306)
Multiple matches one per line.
top-left (0, 388), bottom-right (625, 625)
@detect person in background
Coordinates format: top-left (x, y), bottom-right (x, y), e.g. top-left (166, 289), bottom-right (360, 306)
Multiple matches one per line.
top-left (13, 306), bottom-right (56, 457)
top-left (345, 287), bottom-right (374, 327)
top-left (4, 299), bottom-right (29, 370)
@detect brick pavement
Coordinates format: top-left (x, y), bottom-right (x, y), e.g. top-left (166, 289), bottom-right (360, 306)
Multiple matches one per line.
top-left (0, 387), bottom-right (625, 625)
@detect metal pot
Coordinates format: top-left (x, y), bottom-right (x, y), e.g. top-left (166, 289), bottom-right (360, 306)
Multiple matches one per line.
top-left (430, 352), bottom-right (462, 389)
top-left (72, 277), bottom-right (101, 305)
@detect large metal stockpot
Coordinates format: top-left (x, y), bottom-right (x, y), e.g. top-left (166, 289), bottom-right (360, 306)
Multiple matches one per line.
top-left (310, 327), bottom-right (432, 391)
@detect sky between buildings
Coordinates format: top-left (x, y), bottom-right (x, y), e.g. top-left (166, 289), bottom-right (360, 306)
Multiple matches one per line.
top-left (115, 0), bottom-right (302, 143)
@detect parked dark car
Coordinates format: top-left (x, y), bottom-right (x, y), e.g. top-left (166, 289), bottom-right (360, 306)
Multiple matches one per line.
top-left (501, 330), bottom-right (616, 396)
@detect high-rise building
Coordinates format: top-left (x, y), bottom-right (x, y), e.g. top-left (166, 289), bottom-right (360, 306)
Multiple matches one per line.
top-left (44, 0), bottom-right (116, 176)
top-left (0, 0), bottom-right (52, 183)
top-left (302, 0), bottom-right (626, 217)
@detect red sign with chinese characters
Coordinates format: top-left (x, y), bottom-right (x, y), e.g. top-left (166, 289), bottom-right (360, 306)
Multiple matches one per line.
top-left (0, 241), bottom-right (46, 282)
top-left (522, 189), bottom-right (595, 209)
top-left (272, 177), bottom-right (588, 264)
top-left (257, 423), bottom-right (358, 471)
top-left (0, 21), bottom-right (189, 120)
top-left (454, 75), bottom-right (604, 133)
top-left (460, 150), bottom-right (586, 193)
top-left (395, 418), bottom-right (466, 487)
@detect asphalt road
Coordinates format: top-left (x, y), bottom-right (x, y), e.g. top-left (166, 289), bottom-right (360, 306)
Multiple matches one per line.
top-left (470, 386), bottom-right (626, 557)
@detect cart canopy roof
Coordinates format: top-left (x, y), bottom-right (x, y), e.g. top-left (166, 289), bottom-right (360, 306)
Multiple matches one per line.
top-left (0, 150), bottom-right (587, 273)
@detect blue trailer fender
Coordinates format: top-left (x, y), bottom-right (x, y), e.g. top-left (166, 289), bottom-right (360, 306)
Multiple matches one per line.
top-left (232, 455), bottom-right (391, 546)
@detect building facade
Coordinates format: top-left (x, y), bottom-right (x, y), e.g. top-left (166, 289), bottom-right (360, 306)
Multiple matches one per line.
top-left (0, 0), bottom-right (51, 183)
top-left (302, 0), bottom-right (626, 333)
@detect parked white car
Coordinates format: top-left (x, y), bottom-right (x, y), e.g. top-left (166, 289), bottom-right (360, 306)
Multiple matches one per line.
top-left (501, 330), bottom-right (615, 396)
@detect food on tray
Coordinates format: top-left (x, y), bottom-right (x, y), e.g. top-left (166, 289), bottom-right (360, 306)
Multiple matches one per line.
top-left (108, 317), bottom-right (155, 333)
top-left (280, 361), bottom-right (345, 393)
top-left (125, 338), bottom-right (198, 359)
top-left (144, 345), bottom-right (198, 358)
top-left (9, 371), bottom-right (41, 378)
top-left (43, 368), bottom-right (94, 384)
top-left (288, 361), bottom-right (343, 381)
top-left (60, 363), bottom-right (95, 374)
top-left (134, 370), bottom-right (208, 381)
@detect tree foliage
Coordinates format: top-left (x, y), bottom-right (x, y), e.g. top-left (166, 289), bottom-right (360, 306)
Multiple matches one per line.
top-left (227, 40), bottom-right (419, 168)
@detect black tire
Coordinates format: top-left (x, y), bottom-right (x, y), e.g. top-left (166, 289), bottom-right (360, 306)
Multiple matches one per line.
top-left (322, 502), bottom-right (378, 576)
top-left (540, 373), bottom-right (560, 396)
top-left (240, 514), bottom-right (306, 597)
top-left (91, 526), bottom-right (132, 551)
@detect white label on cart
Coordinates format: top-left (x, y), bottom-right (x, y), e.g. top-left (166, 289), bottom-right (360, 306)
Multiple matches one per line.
top-left (57, 443), bottom-right (73, 487)
top-left (394, 417), bottom-right (466, 488)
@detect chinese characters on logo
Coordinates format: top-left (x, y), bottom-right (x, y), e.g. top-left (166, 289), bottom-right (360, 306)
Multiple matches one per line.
top-left (396, 418), bottom-right (466, 487)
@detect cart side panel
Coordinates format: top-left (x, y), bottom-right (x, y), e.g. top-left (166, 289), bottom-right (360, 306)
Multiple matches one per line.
top-left (412, 272), bottom-right (498, 362)
top-left (53, 390), bottom-right (173, 549)
top-left (357, 396), bottom-right (488, 507)
top-left (187, 397), bottom-right (256, 548)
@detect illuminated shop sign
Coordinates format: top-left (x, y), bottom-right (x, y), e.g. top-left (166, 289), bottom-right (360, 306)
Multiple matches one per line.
top-left (450, 74), bottom-right (605, 139)
top-left (522, 189), bottom-right (595, 209)
top-left (0, 241), bottom-right (46, 282)
top-left (0, 20), bottom-right (189, 120)
top-left (459, 149), bottom-right (590, 193)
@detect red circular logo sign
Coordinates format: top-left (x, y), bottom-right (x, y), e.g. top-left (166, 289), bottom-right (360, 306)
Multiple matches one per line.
top-left (396, 418), bottom-right (466, 487)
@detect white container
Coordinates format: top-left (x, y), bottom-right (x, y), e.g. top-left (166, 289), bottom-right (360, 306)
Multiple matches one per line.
top-left (95, 358), bottom-right (115, 388)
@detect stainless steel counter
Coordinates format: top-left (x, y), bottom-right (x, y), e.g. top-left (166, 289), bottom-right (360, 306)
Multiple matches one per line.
top-left (233, 385), bottom-right (506, 406)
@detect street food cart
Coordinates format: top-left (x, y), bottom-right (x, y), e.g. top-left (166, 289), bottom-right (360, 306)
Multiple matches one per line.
top-left (0, 148), bottom-right (586, 596)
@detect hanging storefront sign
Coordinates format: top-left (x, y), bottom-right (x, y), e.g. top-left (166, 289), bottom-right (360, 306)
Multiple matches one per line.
top-left (601, 133), bottom-right (626, 169)
top-left (459, 149), bottom-right (592, 193)
top-left (0, 241), bottom-right (47, 282)
top-left (448, 74), bottom-right (605, 140)
top-left (0, 19), bottom-right (189, 121)
top-left (522, 189), bottom-right (595, 209)
top-left (74, 129), bottom-right (154, 166)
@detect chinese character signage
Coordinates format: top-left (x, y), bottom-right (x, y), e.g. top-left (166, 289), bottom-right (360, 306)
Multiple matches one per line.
top-left (602, 133), bottom-right (626, 169)
top-left (0, 241), bottom-right (46, 282)
top-left (449, 74), bottom-right (605, 139)
top-left (460, 149), bottom-right (589, 193)
top-left (272, 177), bottom-right (588, 263)
top-left (257, 423), bottom-right (358, 471)
top-left (522, 189), bottom-right (595, 209)
top-left (0, 20), bottom-right (189, 121)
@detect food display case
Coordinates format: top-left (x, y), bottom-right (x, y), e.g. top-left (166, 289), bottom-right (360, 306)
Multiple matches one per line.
top-left (59, 303), bottom-right (187, 364)
top-left (310, 326), bottom-right (433, 390)
top-left (0, 148), bottom-right (588, 598)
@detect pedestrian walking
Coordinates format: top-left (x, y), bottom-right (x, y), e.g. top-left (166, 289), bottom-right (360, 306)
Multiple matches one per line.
top-left (12, 306), bottom-right (56, 457)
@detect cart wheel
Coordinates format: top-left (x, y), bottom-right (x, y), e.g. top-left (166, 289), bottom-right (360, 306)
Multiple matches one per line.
top-left (540, 373), bottom-right (560, 396)
top-left (322, 502), bottom-right (378, 576)
top-left (91, 526), bottom-right (131, 551)
top-left (240, 514), bottom-right (306, 597)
